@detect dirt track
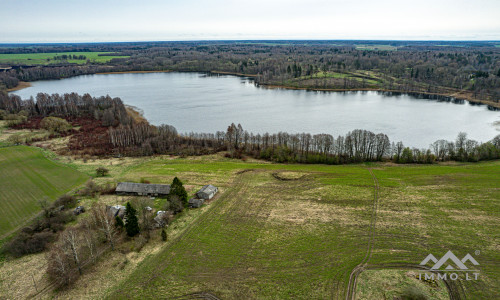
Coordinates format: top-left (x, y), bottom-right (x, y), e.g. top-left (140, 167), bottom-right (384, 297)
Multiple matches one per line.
top-left (343, 169), bottom-right (465, 300)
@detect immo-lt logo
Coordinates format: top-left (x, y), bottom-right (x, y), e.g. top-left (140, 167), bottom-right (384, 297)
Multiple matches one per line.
top-left (418, 250), bottom-right (480, 281)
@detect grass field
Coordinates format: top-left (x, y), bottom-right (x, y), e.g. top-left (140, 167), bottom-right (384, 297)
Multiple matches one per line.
top-left (98, 156), bottom-right (500, 299)
top-left (0, 146), bottom-right (88, 238)
top-left (0, 52), bottom-right (129, 65)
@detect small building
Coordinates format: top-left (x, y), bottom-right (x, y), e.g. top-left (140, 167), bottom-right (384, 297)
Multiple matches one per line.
top-left (116, 182), bottom-right (171, 197)
top-left (107, 205), bottom-right (126, 219)
top-left (154, 210), bottom-right (171, 228)
top-left (188, 198), bottom-right (204, 208)
top-left (196, 185), bottom-right (218, 200)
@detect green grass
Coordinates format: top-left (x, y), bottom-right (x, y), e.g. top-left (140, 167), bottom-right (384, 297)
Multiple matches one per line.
top-left (0, 146), bottom-right (88, 237)
top-left (0, 52), bottom-right (129, 65)
top-left (104, 157), bottom-right (500, 299)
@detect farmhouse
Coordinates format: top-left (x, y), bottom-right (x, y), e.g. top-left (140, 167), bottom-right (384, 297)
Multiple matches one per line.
top-left (196, 184), bottom-right (218, 200)
top-left (116, 182), bottom-right (171, 197)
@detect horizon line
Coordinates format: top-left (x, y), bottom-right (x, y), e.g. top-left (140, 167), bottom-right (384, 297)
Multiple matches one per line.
top-left (1, 39), bottom-right (500, 45)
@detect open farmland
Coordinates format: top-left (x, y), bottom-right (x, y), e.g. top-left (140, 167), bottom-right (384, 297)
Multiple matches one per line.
top-left (0, 52), bottom-right (129, 65)
top-left (0, 146), bottom-right (87, 238)
top-left (103, 157), bottom-right (500, 299)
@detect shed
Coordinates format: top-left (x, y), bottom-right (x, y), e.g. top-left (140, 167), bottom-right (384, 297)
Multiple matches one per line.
top-left (188, 198), bottom-right (204, 208)
top-left (196, 185), bottom-right (218, 200)
top-left (116, 182), bottom-right (171, 197)
top-left (107, 205), bottom-right (126, 219)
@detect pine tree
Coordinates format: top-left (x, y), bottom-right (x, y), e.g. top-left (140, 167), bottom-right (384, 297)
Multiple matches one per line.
top-left (170, 177), bottom-right (188, 207)
top-left (161, 229), bottom-right (167, 242)
top-left (497, 69), bottom-right (500, 77)
top-left (124, 202), bottom-right (140, 237)
top-left (115, 216), bottom-right (124, 228)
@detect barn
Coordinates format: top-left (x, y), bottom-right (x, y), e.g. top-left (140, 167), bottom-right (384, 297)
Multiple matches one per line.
top-left (196, 184), bottom-right (218, 200)
top-left (116, 182), bottom-right (171, 197)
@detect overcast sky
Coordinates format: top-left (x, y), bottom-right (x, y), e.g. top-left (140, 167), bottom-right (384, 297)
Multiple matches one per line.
top-left (1, 0), bottom-right (499, 43)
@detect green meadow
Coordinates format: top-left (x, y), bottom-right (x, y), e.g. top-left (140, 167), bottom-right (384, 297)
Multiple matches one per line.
top-left (0, 52), bottom-right (128, 65)
top-left (0, 146), bottom-right (87, 238)
top-left (101, 156), bottom-right (500, 299)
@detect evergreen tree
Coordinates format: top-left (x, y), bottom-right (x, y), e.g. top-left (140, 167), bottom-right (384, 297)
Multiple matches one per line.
top-left (497, 69), bottom-right (500, 77)
top-left (115, 216), bottom-right (124, 228)
top-left (124, 202), bottom-right (140, 237)
top-left (161, 229), bottom-right (167, 242)
top-left (170, 177), bottom-right (188, 207)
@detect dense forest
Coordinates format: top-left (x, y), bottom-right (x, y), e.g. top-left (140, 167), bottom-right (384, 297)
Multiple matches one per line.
top-left (1, 92), bottom-right (499, 164)
top-left (1, 40), bottom-right (500, 106)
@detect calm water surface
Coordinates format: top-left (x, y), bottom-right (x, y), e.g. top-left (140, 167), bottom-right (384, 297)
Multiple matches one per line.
top-left (12, 72), bottom-right (499, 148)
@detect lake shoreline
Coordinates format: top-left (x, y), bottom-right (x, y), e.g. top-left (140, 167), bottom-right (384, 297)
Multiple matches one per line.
top-left (8, 70), bottom-right (500, 109)
top-left (258, 83), bottom-right (500, 109)
top-left (7, 81), bottom-right (31, 92)
top-left (96, 70), bottom-right (173, 75)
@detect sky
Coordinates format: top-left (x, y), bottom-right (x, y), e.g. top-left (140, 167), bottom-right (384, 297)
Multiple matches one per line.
top-left (1, 0), bottom-right (499, 43)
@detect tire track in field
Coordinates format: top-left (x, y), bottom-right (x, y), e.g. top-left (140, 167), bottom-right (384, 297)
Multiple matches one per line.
top-left (341, 169), bottom-right (465, 300)
top-left (342, 168), bottom-right (380, 300)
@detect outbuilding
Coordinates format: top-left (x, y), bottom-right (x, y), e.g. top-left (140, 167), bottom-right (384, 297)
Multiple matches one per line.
top-left (107, 205), bottom-right (126, 219)
top-left (188, 198), bottom-right (204, 208)
top-left (116, 182), bottom-right (171, 197)
top-left (196, 185), bottom-right (218, 200)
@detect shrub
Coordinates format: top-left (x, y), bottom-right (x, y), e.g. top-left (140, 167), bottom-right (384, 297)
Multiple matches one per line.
top-left (161, 229), bottom-right (167, 242)
top-left (400, 286), bottom-right (428, 300)
top-left (79, 180), bottom-right (100, 197)
top-left (5, 230), bottom-right (56, 257)
top-left (95, 166), bottom-right (109, 177)
top-left (140, 177), bottom-right (151, 184)
top-left (40, 116), bottom-right (71, 133)
top-left (168, 194), bottom-right (184, 214)
top-left (53, 194), bottom-right (77, 209)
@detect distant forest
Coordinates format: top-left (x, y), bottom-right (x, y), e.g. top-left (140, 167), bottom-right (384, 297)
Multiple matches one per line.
top-left (1, 92), bottom-right (499, 164)
top-left (0, 40), bottom-right (500, 106)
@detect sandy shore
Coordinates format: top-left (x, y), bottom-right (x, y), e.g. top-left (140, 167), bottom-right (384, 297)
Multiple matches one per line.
top-left (7, 81), bottom-right (31, 92)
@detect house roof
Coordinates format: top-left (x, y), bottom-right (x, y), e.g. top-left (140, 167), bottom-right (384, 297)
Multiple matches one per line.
top-left (197, 184), bottom-right (217, 195)
top-left (116, 182), bottom-right (171, 195)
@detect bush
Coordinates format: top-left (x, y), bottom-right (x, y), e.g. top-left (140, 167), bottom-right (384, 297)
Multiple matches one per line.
top-left (79, 180), bottom-right (100, 197)
top-left (400, 286), bottom-right (428, 300)
top-left (40, 116), bottom-right (71, 133)
top-left (161, 229), bottom-right (167, 241)
top-left (95, 166), bottom-right (109, 177)
top-left (168, 194), bottom-right (184, 214)
top-left (5, 113), bottom-right (27, 127)
top-left (5, 230), bottom-right (56, 257)
top-left (53, 194), bottom-right (77, 209)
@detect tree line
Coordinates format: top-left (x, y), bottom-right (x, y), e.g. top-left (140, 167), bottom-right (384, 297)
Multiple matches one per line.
top-left (2, 92), bottom-right (499, 163)
top-left (1, 41), bottom-right (500, 106)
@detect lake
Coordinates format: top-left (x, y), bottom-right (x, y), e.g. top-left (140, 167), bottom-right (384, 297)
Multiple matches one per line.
top-left (11, 72), bottom-right (500, 148)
